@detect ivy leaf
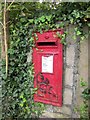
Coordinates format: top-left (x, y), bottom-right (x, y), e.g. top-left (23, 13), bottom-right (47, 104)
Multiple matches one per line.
top-left (30, 37), bottom-right (34, 42)
top-left (82, 88), bottom-right (90, 100)
top-left (80, 78), bottom-right (87, 87)
top-left (56, 31), bottom-right (61, 38)
top-left (70, 18), bottom-right (74, 24)
top-left (19, 103), bottom-right (24, 107)
top-left (56, 24), bottom-right (60, 28)
top-left (33, 87), bottom-right (38, 91)
top-left (46, 15), bottom-right (52, 22)
top-left (29, 19), bottom-right (34, 24)
top-left (23, 98), bottom-right (26, 103)
top-left (76, 30), bottom-right (81, 35)
top-left (81, 36), bottom-right (85, 41)
top-left (76, 12), bottom-right (80, 18)
top-left (8, 49), bottom-right (15, 55)
top-left (20, 18), bottom-right (26, 22)
top-left (20, 93), bottom-right (24, 99)
top-left (39, 16), bottom-right (45, 22)
top-left (34, 19), bottom-right (38, 24)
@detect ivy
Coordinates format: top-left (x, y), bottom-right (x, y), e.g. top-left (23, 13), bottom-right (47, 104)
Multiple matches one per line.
top-left (1, 2), bottom-right (90, 119)
top-left (75, 78), bottom-right (90, 119)
top-left (2, 10), bottom-right (45, 119)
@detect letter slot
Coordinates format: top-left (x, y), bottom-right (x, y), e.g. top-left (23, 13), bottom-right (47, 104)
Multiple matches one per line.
top-left (37, 41), bottom-right (57, 46)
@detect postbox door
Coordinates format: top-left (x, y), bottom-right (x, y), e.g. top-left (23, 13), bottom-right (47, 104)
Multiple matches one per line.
top-left (33, 48), bottom-right (62, 106)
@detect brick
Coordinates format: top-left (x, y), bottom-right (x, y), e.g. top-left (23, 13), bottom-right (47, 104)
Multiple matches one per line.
top-left (63, 88), bottom-right (72, 105)
top-left (65, 68), bottom-right (73, 87)
top-left (66, 46), bottom-right (75, 66)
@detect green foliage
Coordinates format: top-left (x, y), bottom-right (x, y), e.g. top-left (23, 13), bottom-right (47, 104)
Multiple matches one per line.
top-left (78, 103), bottom-right (89, 119)
top-left (77, 78), bottom-right (90, 119)
top-left (2, 8), bottom-right (45, 118)
top-left (80, 78), bottom-right (90, 101)
top-left (80, 77), bottom-right (87, 87)
top-left (56, 31), bottom-right (67, 45)
top-left (82, 88), bottom-right (90, 100)
top-left (1, 2), bottom-right (90, 119)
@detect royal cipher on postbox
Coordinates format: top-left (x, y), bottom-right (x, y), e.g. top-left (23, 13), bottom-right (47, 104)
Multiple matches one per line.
top-left (33, 29), bottom-right (63, 107)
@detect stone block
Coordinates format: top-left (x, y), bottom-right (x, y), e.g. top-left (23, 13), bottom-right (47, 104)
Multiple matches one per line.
top-left (41, 112), bottom-right (65, 118)
top-left (53, 106), bottom-right (71, 115)
top-left (63, 88), bottom-right (72, 105)
top-left (60, 106), bottom-right (71, 115)
top-left (27, 51), bottom-right (32, 63)
top-left (65, 68), bottom-right (73, 87)
top-left (79, 39), bottom-right (88, 82)
top-left (66, 46), bottom-right (75, 66)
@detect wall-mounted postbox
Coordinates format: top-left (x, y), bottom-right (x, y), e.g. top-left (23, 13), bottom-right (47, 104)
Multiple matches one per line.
top-left (33, 29), bottom-right (63, 107)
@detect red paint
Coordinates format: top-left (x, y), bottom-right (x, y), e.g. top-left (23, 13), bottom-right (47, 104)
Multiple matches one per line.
top-left (33, 29), bottom-right (63, 107)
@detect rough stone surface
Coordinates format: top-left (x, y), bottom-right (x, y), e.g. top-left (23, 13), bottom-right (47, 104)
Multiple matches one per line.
top-left (27, 49), bottom-right (32, 63)
top-left (59, 106), bottom-right (71, 115)
top-left (41, 112), bottom-right (64, 118)
top-left (53, 106), bottom-right (71, 115)
top-left (64, 68), bottom-right (73, 87)
top-left (66, 46), bottom-right (75, 66)
top-left (76, 28), bottom-right (89, 107)
top-left (63, 88), bottom-right (73, 105)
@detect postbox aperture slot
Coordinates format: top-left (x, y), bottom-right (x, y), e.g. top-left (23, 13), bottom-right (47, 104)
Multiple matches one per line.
top-left (37, 42), bottom-right (57, 46)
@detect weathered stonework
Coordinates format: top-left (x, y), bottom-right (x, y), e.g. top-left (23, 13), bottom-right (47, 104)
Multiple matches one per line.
top-left (64, 68), bottom-right (73, 87)
top-left (75, 27), bottom-right (89, 117)
top-left (66, 46), bottom-right (75, 67)
top-left (63, 88), bottom-right (73, 105)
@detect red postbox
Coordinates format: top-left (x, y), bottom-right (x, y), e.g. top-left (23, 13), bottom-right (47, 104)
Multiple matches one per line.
top-left (33, 29), bottom-right (63, 106)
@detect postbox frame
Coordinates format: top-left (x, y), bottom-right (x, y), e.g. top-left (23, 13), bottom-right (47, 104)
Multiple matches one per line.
top-left (33, 29), bottom-right (63, 107)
